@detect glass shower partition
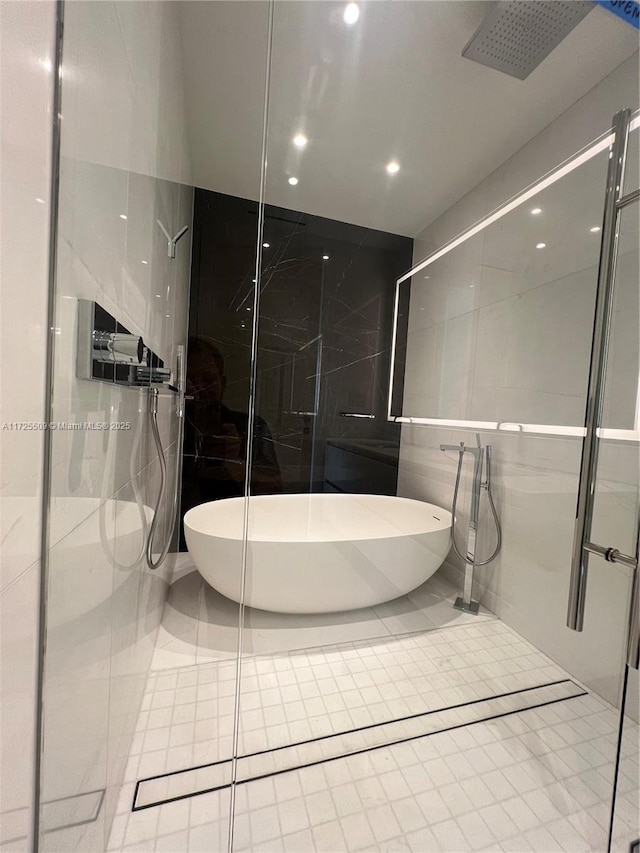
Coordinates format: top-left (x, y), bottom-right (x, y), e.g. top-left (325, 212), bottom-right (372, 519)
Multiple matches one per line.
top-left (35, 3), bottom-right (639, 852)
top-left (391, 117), bottom-right (640, 852)
top-left (232, 3), bottom-right (639, 844)
top-left (592, 129), bottom-right (639, 852)
top-left (35, 1), bottom-right (271, 850)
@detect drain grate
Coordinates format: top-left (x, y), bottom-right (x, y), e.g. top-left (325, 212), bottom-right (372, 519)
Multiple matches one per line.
top-left (133, 679), bottom-right (586, 811)
top-left (462, 1), bottom-right (595, 80)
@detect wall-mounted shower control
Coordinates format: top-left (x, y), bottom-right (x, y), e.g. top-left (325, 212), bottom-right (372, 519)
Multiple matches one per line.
top-left (77, 299), bottom-right (168, 387)
top-left (133, 366), bottom-right (172, 386)
top-left (93, 331), bottom-right (146, 366)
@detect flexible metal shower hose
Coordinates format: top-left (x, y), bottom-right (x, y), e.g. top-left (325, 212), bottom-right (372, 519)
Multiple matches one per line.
top-left (450, 448), bottom-right (502, 567)
top-left (146, 390), bottom-right (182, 570)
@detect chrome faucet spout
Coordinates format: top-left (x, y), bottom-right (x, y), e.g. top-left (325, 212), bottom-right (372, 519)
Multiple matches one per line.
top-left (440, 442), bottom-right (481, 458)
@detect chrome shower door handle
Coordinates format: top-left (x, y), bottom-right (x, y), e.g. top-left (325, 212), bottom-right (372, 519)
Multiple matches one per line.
top-left (567, 108), bottom-right (634, 633)
top-left (626, 561), bottom-right (639, 670)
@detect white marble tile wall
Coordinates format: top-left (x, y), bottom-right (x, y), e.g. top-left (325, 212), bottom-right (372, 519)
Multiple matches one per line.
top-left (0, 2), bottom-right (193, 851)
top-left (0, 2), bottom-right (56, 850)
top-left (398, 56), bottom-right (639, 711)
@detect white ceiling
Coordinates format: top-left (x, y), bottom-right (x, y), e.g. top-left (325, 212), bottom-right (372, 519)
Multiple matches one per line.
top-left (178, 1), bottom-right (638, 237)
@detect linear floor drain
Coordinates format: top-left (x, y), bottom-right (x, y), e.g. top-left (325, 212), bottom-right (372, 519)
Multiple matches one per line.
top-left (133, 679), bottom-right (585, 810)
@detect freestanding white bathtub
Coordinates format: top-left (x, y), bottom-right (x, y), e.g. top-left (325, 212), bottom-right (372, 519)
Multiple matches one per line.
top-left (184, 494), bottom-right (451, 614)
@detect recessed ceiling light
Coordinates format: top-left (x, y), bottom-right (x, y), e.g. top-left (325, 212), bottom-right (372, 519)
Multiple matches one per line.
top-left (590, 226), bottom-right (601, 233)
top-left (386, 161), bottom-right (400, 175)
top-left (288, 177), bottom-right (299, 186)
top-left (322, 254), bottom-right (329, 260)
top-left (536, 242), bottom-right (546, 249)
top-left (35, 197), bottom-right (45, 204)
top-left (293, 134), bottom-right (307, 148)
top-left (141, 260), bottom-right (148, 265)
top-left (119, 214), bottom-right (127, 220)
top-left (246, 307), bottom-right (251, 311)
top-left (263, 242), bottom-right (270, 249)
top-left (165, 314), bottom-right (170, 318)
top-left (531, 207), bottom-right (542, 215)
top-left (344, 3), bottom-right (359, 25)
top-left (155, 294), bottom-right (161, 298)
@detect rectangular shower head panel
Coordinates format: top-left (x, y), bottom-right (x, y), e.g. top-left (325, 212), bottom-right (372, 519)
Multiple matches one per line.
top-left (462, 0), bottom-right (595, 80)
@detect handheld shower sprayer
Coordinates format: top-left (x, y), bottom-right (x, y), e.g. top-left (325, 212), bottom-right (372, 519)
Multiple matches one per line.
top-left (75, 300), bottom-right (186, 571)
top-left (484, 444), bottom-right (493, 491)
top-left (439, 436), bottom-right (502, 613)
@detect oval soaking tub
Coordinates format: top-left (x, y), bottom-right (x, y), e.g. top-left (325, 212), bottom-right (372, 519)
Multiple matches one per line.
top-left (184, 494), bottom-right (451, 614)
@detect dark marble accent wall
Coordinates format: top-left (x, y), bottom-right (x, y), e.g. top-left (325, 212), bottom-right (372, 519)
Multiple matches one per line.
top-left (181, 188), bottom-right (412, 534)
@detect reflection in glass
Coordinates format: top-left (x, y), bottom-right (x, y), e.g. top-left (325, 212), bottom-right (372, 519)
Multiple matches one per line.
top-left (393, 144), bottom-right (611, 429)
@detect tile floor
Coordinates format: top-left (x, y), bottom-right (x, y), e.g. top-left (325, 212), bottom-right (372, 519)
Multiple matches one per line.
top-left (149, 557), bottom-right (495, 668)
top-left (103, 559), bottom-right (639, 853)
top-left (133, 680), bottom-right (587, 810)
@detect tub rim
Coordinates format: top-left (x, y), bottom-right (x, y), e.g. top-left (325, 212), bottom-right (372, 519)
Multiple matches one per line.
top-left (183, 493), bottom-right (452, 545)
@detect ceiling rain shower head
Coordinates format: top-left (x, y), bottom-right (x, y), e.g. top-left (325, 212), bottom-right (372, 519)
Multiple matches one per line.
top-left (462, 0), bottom-right (595, 80)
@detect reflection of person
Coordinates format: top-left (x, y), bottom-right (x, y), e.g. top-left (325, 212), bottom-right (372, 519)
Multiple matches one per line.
top-left (181, 338), bottom-right (282, 535)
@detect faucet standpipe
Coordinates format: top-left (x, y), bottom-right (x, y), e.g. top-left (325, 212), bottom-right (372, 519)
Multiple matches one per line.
top-left (439, 440), bottom-right (502, 614)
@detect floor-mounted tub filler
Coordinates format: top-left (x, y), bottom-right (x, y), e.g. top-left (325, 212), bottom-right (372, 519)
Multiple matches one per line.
top-left (184, 493), bottom-right (452, 613)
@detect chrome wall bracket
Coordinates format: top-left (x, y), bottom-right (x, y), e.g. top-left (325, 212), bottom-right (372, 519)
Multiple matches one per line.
top-left (583, 542), bottom-right (638, 570)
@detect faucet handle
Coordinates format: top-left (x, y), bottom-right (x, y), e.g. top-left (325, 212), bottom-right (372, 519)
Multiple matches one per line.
top-left (93, 330), bottom-right (146, 365)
